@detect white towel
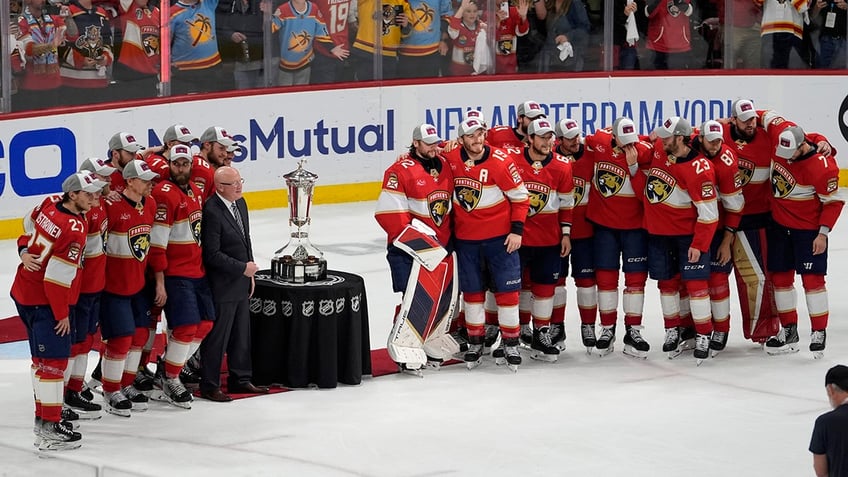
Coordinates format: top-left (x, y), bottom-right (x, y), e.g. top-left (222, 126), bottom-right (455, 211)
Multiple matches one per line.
top-left (625, 0), bottom-right (639, 46)
top-left (558, 41), bottom-right (573, 61)
top-left (472, 29), bottom-right (490, 74)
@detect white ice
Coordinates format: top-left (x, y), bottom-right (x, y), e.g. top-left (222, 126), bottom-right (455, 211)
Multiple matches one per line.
top-left (0, 201), bottom-right (844, 476)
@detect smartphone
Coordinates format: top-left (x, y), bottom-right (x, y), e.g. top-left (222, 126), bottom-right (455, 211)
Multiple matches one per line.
top-left (500, 1), bottom-right (509, 14)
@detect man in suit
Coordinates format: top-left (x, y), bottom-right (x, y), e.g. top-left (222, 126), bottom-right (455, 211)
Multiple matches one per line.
top-left (199, 166), bottom-right (268, 401)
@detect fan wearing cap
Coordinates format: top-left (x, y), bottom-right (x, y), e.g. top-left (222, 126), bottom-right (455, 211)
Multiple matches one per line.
top-left (759, 124), bottom-right (843, 358)
top-left (443, 116), bottom-right (530, 370)
top-left (509, 118), bottom-right (574, 363)
top-left (375, 124), bottom-right (454, 370)
top-left (107, 132), bottom-right (147, 196)
top-left (689, 120), bottom-right (745, 355)
top-left (641, 116), bottom-right (718, 363)
top-left (583, 116), bottom-right (653, 358)
top-left (552, 117), bottom-right (598, 351)
top-left (148, 144), bottom-right (215, 408)
top-left (810, 364), bottom-right (848, 477)
top-left (97, 159), bottom-right (160, 416)
top-left (11, 171), bottom-right (105, 450)
top-left (488, 100), bottom-right (546, 150)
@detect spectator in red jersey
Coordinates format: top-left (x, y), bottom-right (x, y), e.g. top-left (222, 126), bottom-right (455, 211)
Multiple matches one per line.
top-left (446, 0), bottom-right (488, 76)
top-left (719, 0), bottom-right (762, 68)
top-left (13, 0), bottom-right (70, 111)
top-left (311, 0), bottom-right (355, 83)
top-left (113, 0), bottom-right (161, 99)
top-left (644, 0), bottom-right (694, 69)
top-left (492, 0), bottom-right (529, 74)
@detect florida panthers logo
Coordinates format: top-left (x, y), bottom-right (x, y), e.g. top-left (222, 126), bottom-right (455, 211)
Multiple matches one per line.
top-left (127, 224), bottom-right (152, 262)
top-left (189, 210), bottom-right (203, 245)
top-left (736, 158), bottom-right (755, 187)
top-left (771, 163), bottom-right (796, 198)
top-left (382, 5), bottom-right (396, 35)
top-left (645, 168), bottom-right (676, 204)
top-left (76, 25), bottom-right (104, 60)
top-left (428, 191), bottom-right (451, 227)
top-left (454, 177), bottom-right (482, 212)
top-left (525, 182), bottom-right (550, 217)
top-left (573, 177), bottom-right (587, 206)
top-left (142, 34), bottom-right (159, 57)
top-left (594, 162), bottom-right (626, 197)
top-left (498, 39), bottom-right (513, 55)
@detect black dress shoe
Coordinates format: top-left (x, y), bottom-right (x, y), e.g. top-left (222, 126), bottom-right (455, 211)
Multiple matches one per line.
top-left (200, 389), bottom-right (233, 402)
top-left (229, 382), bottom-right (270, 394)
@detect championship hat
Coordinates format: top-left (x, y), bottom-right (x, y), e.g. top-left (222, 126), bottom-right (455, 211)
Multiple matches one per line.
top-left (555, 118), bottom-right (581, 139)
top-left (732, 99), bottom-right (757, 122)
top-left (412, 123), bottom-right (442, 145)
top-left (700, 120), bottom-right (724, 142)
top-left (109, 132), bottom-right (145, 153)
top-left (163, 124), bottom-right (197, 144)
top-left (825, 365), bottom-right (848, 389)
top-left (775, 126), bottom-right (806, 160)
top-left (62, 172), bottom-right (106, 193)
top-left (200, 126), bottom-right (235, 147)
top-left (655, 116), bottom-right (693, 139)
top-left (458, 118), bottom-right (485, 137)
top-left (226, 141), bottom-right (243, 153)
top-left (527, 118), bottom-right (555, 136)
top-left (613, 117), bottom-right (639, 145)
top-left (79, 157), bottom-right (116, 176)
top-left (123, 159), bottom-right (159, 181)
top-left (517, 100), bottom-right (545, 119)
top-left (464, 109), bottom-right (487, 127)
top-left (169, 144), bottom-right (194, 163)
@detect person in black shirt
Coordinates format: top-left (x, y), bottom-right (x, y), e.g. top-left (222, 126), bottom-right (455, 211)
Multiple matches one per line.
top-left (810, 364), bottom-right (848, 477)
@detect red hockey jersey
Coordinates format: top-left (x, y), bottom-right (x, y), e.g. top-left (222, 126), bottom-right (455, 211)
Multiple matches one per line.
top-left (104, 194), bottom-right (157, 296)
top-left (585, 128), bottom-right (652, 230)
top-left (445, 145), bottom-right (529, 241)
top-left (192, 155), bottom-right (216, 202)
top-left (512, 149), bottom-right (574, 247)
top-left (640, 145), bottom-right (719, 252)
top-left (724, 118), bottom-right (773, 217)
top-left (149, 180), bottom-right (204, 278)
top-left (770, 151), bottom-right (843, 231)
top-left (80, 201), bottom-right (108, 294)
top-left (701, 141), bottom-right (744, 230)
top-left (374, 152), bottom-right (454, 247)
top-left (487, 125), bottom-right (525, 150)
top-left (11, 201), bottom-right (87, 321)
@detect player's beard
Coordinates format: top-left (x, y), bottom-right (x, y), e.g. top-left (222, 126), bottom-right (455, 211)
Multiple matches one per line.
top-left (531, 143), bottom-right (550, 157)
top-left (734, 123), bottom-right (755, 142)
top-left (172, 171), bottom-right (191, 186)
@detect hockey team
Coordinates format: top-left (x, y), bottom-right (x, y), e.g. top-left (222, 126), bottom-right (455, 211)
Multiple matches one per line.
top-left (11, 126), bottom-right (243, 451)
top-left (375, 99), bottom-right (843, 375)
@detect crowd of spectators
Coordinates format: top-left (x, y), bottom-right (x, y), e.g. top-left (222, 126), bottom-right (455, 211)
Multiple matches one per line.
top-left (6, 0), bottom-right (848, 112)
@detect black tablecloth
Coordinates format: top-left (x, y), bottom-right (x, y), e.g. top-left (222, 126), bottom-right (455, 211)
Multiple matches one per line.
top-left (250, 270), bottom-right (371, 389)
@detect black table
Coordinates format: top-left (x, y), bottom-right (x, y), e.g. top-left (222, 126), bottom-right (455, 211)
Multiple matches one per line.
top-left (249, 270), bottom-right (371, 389)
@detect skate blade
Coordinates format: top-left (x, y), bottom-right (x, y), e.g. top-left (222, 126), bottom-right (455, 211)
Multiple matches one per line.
top-left (105, 406), bottom-right (131, 418)
top-left (555, 343), bottom-right (567, 352)
top-left (709, 348), bottom-right (723, 358)
top-left (666, 348), bottom-right (683, 360)
top-left (425, 361), bottom-right (442, 371)
top-left (622, 346), bottom-right (648, 360)
top-left (765, 344), bottom-right (800, 356)
top-left (70, 410), bottom-right (102, 420)
top-left (507, 364), bottom-right (519, 373)
top-left (594, 346), bottom-right (614, 357)
top-left (679, 339), bottom-right (695, 351)
top-left (529, 351), bottom-right (558, 363)
top-left (494, 357), bottom-right (507, 366)
top-left (399, 366), bottom-right (424, 378)
top-left (466, 358), bottom-right (483, 370)
top-left (85, 381), bottom-right (104, 396)
top-left (695, 358), bottom-right (705, 366)
top-left (812, 351), bottom-right (824, 360)
top-left (131, 402), bottom-right (149, 412)
top-left (38, 440), bottom-right (82, 453)
top-left (148, 390), bottom-right (191, 408)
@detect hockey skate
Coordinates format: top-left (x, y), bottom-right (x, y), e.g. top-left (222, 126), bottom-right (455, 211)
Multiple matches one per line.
top-left (622, 325), bottom-right (650, 359)
top-left (679, 326), bottom-right (696, 351)
top-left (663, 327), bottom-right (682, 359)
top-left (594, 325), bottom-right (615, 357)
top-left (397, 362), bottom-right (425, 377)
top-left (709, 331), bottom-right (728, 357)
top-left (450, 329), bottom-right (469, 361)
top-left (425, 356), bottom-right (444, 370)
top-left (103, 390), bottom-right (132, 418)
top-left (464, 336), bottom-right (484, 370)
top-left (122, 385), bottom-right (150, 412)
top-left (518, 324), bottom-right (533, 349)
top-left (694, 333), bottom-right (710, 366)
top-left (80, 385), bottom-right (95, 402)
top-left (810, 329), bottom-right (826, 359)
top-left (151, 376), bottom-right (193, 409)
top-left (530, 327), bottom-right (560, 362)
top-left (580, 323), bottom-right (596, 353)
top-left (64, 390), bottom-right (102, 420)
top-left (483, 324), bottom-right (501, 355)
top-left (497, 338), bottom-right (522, 372)
top-left (765, 324), bottom-right (800, 356)
top-left (61, 407), bottom-right (81, 429)
top-left (549, 322), bottom-right (566, 352)
top-left (133, 365), bottom-right (156, 394)
top-left (37, 420), bottom-right (82, 452)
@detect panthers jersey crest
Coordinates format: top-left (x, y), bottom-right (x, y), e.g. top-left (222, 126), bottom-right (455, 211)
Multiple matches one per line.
top-left (736, 158), bottom-right (754, 187)
top-left (573, 177), bottom-right (587, 206)
top-left (127, 224), bottom-right (152, 262)
top-left (428, 190), bottom-right (450, 227)
top-left (645, 168), bottom-right (676, 204)
top-left (189, 209), bottom-right (203, 245)
top-left (525, 182), bottom-right (550, 217)
top-left (771, 162), bottom-right (796, 198)
top-left (454, 177), bottom-right (482, 212)
top-left (594, 162), bottom-right (626, 197)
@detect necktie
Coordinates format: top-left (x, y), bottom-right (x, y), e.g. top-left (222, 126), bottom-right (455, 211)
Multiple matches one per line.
top-left (232, 202), bottom-right (245, 236)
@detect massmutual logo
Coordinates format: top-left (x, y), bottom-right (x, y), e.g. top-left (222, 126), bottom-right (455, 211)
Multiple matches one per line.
top-left (840, 95), bottom-right (848, 143)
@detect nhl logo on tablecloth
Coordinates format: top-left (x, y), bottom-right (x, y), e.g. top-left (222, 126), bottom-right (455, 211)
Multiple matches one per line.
top-left (249, 297), bottom-right (262, 314)
top-left (335, 298), bottom-right (345, 314)
top-left (281, 300), bottom-right (293, 317)
top-left (302, 300), bottom-right (315, 317)
top-left (351, 294), bottom-right (361, 312)
top-left (262, 299), bottom-right (276, 316)
top-left (319, 299), bottom-right (334, 316)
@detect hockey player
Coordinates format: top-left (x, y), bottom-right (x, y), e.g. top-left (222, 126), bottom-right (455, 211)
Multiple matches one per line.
top-left (512, 118), bottom-right (573, 362)
top-left (197, 126), bottom-right (235, 195)
top-left (12, 171), bottom-right (105, 451)
top-left (149, 145), bottom-right (216, 408)
top-left (640, 117), bottom-right (719, 364)
top-left (695, 121), bottom-right (744, 356)
top-left (584, 117), bottom-right (653, 357)
top-left (107, 131), bottom-right (146, 195)
top-left (145, 123), bottom-right (198, 179)
top-left (375, 124), bottom-right (455, 373)
top-left (762, 125), bottom-right (843, 358)
top-left (553, 118), bottom-right (598, 352)
top-left (487, 99), bottom-right (546, 150)
top-left (445, 117), bottom-right (530, 371)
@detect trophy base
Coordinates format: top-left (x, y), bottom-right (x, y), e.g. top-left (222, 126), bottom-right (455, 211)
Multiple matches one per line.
top-left (271, 256), bottom-right (328, 283)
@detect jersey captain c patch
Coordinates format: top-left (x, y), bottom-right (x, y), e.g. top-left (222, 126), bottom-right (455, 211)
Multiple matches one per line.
top-left (454, 177), bottom-right (482, 212)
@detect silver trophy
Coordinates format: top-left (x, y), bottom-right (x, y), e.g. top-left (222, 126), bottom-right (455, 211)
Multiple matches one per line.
top-left (271, 160), bottom-right (328, 282)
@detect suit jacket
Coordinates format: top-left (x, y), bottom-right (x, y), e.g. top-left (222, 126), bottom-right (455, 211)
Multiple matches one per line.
top-left (202, 194), bottom-right (254, 303)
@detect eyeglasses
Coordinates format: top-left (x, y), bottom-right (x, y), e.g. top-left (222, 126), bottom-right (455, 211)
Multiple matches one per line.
top-left (219, 178), bottom-right (245, 186)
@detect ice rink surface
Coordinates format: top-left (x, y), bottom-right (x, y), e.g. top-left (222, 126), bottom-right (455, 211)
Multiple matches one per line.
top-left (0, 201), bottom-right (845, 476)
